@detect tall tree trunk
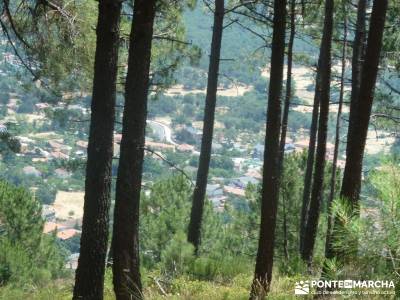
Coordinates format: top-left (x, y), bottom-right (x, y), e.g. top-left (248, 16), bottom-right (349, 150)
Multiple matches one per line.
top-left (278, 0), bottom-right (296, 171)
top-left (250, 0), bottom-right (286, 298)
top-left (73, 1), bottom-right (121, 299)
top-left (339, 0), bottom-right (370, 212)
top-left (112, 1), bottom-right (156, 299)
top-left (325, 0), bottom-right (368, 263)
top-left (324, 6), bottom-right (348, 261)
top-left (187, 0), bottom-right (224, 254)
top-left (279, 0), bottom-right (296, 262)
top-left (301, 0), bottom-right (334, 266)
top-left (346, 0), bottom-right (367, 168)
top-left (299, 67), bottom-right (320, 254)
top-left (340, 0), bottom-right (388, 219)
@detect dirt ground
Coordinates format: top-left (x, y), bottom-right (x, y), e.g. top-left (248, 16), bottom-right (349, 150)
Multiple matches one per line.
top-left (53, 191), bottom-right (84, 221)
top-left (164, 84), bottom-right (252, 97)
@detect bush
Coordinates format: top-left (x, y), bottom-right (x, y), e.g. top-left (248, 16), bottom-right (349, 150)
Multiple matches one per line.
top-left (160, 232), bottom-right (195, 277)
top-left (0, 181), bottom-right (65, 286)
top-left (36, 185), bottom-right (57, 205)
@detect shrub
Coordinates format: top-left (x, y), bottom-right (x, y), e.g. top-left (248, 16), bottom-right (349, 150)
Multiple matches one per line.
top-left (160, 232), bottom-right (195, 277)
top-left (0, 181), bottom-right (66, 286)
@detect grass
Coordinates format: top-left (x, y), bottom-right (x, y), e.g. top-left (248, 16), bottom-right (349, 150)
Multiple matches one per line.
top-left (0, 271), bottom-right (396, 299)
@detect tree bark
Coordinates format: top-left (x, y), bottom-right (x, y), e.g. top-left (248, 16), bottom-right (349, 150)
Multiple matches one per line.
top-left (324, 6), bottom-right (348, 261)
top-left (340, 0), bottom-right (388, 216)
top-left (278, 0), bottom-right (296, 172)
top-left (299, 66), bottom-right (320, 255)
top-left (346, 0), bottom-right (367, 172)
top-left (73, 1), bottom-right (121, 299)
top-left (279, 0), bottom-right (296, 263)
top-left (187, 0), bottom-right (224, 254)
top-left (112, 1), bottom-right (156, 299)
top-left (301, 0), bottom-right (334, 266)
top-left (250, 0), bottom-right (286, 298)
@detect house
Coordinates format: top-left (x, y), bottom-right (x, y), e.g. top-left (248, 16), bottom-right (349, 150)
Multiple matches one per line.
top-left (0, 124), bottom-right (7, 135)
top-left (145, 141), bottom-right (175, 152)
top-left (33, 147), bottom-right (50, 158)
top-left (177, 143), bottom-right (195, 152)
top-left (57, 229), bottom-right (81, 240)
top-left (294, 139), bottom-right (309, 151)
top-left (75, 150), bottom-right (85, 157)
top-left (215, 106), bottom-right (230, 114)
top-left (231, 176), bottom-right (259, 189)
top-left (245, 169), bottom-right (262, 180)
top-left (75, 140), bottom-right (88, 149)
top-left (223, 186), bottom-right (246, 197)
top-left (19, 143), bottom-right (29, 153)
top-left (43, 222), bottom-right (65, 234)
top-left (35, 103), bottom-right (50, 110)
top-left (23, 166), bottom-right (42, 177)
top-left (32, 157), bottom-right (48, 163)
top-left (16, 136), bottom-right (35, 144)
top-left (51, 151), bottom-right (69, 160)
top-left (48, 140), bottom-right (71, 154)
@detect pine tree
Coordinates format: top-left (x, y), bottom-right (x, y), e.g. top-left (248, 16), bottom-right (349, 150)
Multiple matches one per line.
top-left (331, 0), bottom-right (388, 261)
top-left (73, 1), bottom-right (121, 299)
top-left (112, 1), bottom-right (156, 299)
top-left (301, 0), bottom-right (334, 265)
top-left (250, 0), bottom-right (286, 297)
top-left (188, 0), bottom-right (225, 255)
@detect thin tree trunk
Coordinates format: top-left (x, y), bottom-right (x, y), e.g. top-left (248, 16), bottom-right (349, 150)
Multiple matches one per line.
top-left (299, 68), bottom-right (320, 254)
top-left (301, 0), bottom-right (334, 266)
top-left (250, 0), bottom-right (286, 298)
top-left (282, 193), bottom-right (289, 261)
top-left (73, 1), bottom-right (121, 299)
top-left (324, 6), bottom-right (348, 261)
top-left (187, 0), bottom-right (224, 254)
top-left (326, 0), bottom-right (369, 264)
top-left (278, 0), bottom-right (296, 171)
top-left (112, 1), bottom-right (156, 299)
top-left (279, 0), bottom-right (296, 263)
top-left (340, 0), bottom-right (388, 220)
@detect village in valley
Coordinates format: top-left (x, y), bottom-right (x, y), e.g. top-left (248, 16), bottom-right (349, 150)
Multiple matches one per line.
top-left (0, 4), bottom-right (396, 271)
top-left (1, 42), bottom-right (396, 270)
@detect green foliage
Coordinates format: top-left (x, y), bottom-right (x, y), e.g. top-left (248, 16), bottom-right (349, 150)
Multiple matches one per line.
top-left (210, 155), bottom-right (234, 172)
top-left (0, 181), bottom-right (65, 286)
top-left (160, 232), bottom-right (195, 277)
top-left (326, 163), bottom-right (400, 288)
top-left (140, 176), bottom-right (221, 269)
top-left (0, 128), bottom-right (21, 155)
top-left (7, 1), bottom-right (98, 90)
top-left (0, 181), bottom-right (42, 244)
top-left (35, 184), bottom-right (57, 205)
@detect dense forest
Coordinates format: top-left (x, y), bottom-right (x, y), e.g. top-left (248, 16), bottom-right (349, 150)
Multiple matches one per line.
top-left (0, 0), bottom-right (399, 299)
